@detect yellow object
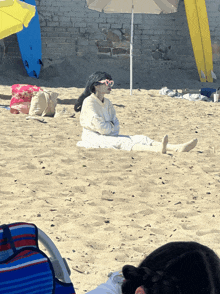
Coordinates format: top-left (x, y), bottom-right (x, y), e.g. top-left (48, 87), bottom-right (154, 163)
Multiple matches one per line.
top-left (0, 0), bottom-right (35, 39)
top-left (0, 0), bottom-right (13, 7)
top-left (184, 0), bottom-right (214, 83)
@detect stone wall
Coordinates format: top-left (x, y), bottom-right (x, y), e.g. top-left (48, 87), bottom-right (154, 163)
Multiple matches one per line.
top-left (207, 1), bottom-right (220, 63)
top-left (1, 0), bottom-right (220, 73)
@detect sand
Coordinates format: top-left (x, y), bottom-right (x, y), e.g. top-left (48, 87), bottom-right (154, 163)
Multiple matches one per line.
top-left (1, 61), bottom-right (220, 293)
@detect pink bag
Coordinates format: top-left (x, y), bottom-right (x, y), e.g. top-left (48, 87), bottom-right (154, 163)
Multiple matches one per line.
top-left (10, 84), bottom-right (43, 114)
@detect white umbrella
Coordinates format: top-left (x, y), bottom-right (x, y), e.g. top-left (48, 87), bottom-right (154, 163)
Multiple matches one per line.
top-left (87, 0), bottom-right (179, 94)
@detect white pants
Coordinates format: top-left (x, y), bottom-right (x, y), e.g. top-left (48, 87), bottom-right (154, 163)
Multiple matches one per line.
top-left (86, 271), bottom-right (123, 294)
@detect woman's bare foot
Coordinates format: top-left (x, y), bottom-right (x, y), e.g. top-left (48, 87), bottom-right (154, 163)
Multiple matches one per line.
top-left (162, 135), bottom-right (168, 154)
top-left (178, 138), bottom-right (198, 152)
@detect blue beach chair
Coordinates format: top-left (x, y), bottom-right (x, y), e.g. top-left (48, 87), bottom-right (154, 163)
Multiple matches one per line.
top-left (0, 222), bottom-right (75, 294)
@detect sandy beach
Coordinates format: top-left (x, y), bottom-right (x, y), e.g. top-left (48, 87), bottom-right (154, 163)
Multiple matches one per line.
top-left (1, 62), bottom-right (220, 293)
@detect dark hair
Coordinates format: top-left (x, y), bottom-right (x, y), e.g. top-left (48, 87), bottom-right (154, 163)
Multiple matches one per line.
top-left (74, 71), bottom-right (112, 112)
top-left (122, 241), bottom-right (220, 294)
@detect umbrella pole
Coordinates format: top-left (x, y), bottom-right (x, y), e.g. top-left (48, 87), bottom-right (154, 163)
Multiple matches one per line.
top-left (130, 2), bottom-right (134, 95)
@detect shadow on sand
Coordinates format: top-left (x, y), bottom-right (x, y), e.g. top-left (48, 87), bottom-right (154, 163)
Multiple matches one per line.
top-left (0, 56), bottom-right (219, 91)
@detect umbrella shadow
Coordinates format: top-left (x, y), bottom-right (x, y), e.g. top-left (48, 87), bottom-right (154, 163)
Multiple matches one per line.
top-left (57, 98), bottom-right (77, 105)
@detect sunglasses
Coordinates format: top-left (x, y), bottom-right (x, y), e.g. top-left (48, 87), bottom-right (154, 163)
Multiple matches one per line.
top-left (98, 79), bottom-right (114, 87)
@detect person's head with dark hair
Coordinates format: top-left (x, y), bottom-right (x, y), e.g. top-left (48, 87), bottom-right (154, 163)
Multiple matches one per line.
top-left (74, 71), bottom-right (113, 112)
top-left (122, 241), bottom-right (220, 294)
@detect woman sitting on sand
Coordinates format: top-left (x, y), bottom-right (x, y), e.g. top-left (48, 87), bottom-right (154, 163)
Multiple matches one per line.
top-left (87, 241), bottom-right (220, 294)
top-left (74, 72), bottom-right (197, 154)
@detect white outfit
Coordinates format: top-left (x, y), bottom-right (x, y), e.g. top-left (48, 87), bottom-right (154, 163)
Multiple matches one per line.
top-left (77, 94), bottom-right (154, 151)
top-left (86, 271), bottom-right (123, 294)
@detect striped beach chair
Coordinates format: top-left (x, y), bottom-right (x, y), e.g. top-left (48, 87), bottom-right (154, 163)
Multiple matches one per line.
top-left (0, 222), bottom-right (75, 294)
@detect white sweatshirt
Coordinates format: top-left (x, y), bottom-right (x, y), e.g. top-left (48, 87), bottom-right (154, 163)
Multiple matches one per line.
top-left (77, 94), bottom-right (153, 151)
top-left (80, 94), bottom-right (120, 136)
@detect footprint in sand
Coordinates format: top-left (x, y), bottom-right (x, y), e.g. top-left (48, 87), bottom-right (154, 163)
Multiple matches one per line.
top-left (173, 211), bottom-right (199, 218)
top-left (196, 229), bottom-right (220, 236)
top-left (150, 228), bottom-right (165, 235)
top-left (85, 241), bottom-right (107, 250)
top-left (127, 209), bottom-right (154, 218)
top-left (0, 171), bottom-right (13, 177)
top-left (19, 163), bottom-right (37, 170)
top-left (71, 186), bottom-right (86, 193)
top-left (181, 224), bottom-right (201, 231)
top-left (0, 191), bottom-right (13, 195)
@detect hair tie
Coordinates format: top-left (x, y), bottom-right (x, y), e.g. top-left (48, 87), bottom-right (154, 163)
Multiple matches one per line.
top-left (135, 286), bottom-right (146, 294)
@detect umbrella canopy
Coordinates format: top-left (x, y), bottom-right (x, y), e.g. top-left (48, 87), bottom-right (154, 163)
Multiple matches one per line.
top-left (87, 0), bottom-right (179, 94)
top-left (87, 0), bottom-right (179, 14)
top-left (0, 0), bottom-right (36, 39)
top-left (0, 0), bottom-right (13, 7)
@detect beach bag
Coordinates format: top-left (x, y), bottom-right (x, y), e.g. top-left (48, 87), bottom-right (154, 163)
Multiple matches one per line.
top-left (201, 88), bottom-right (217, 98)
top-left (29, 90), bottom-right (58, 117)
top-left (10, 84), bottom-right (43, 114)
top-left (0, 222), bottom-right (76, 294)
